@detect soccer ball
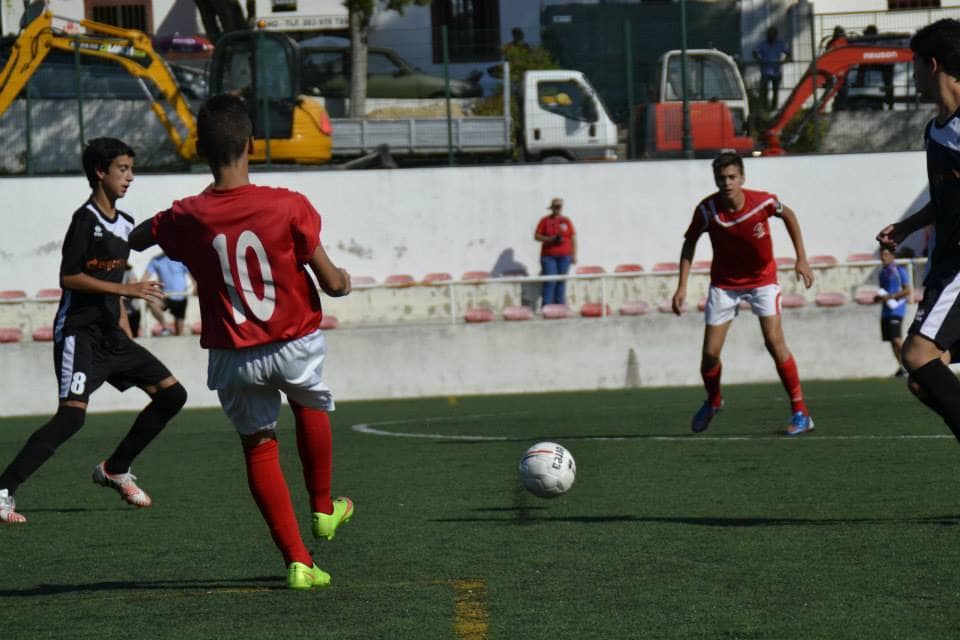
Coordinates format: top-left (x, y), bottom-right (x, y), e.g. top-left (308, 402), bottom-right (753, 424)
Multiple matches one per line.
top-left (518, 441), bottom-right (576, 498)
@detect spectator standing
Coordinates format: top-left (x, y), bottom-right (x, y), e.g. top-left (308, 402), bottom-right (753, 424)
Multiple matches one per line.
top-left (144, 252), bottom-right (191, 335)
top-left (876, 246), bottom-right (911, 377)
top-left (534, 197), bottom-right (577, 308)
top-left (502, 27), bottom-right (530, 57)
top-left (753, 26), bottom-right (792, 110)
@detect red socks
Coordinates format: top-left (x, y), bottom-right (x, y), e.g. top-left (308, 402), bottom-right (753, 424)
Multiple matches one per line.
top-left (776, 356), bottom-right (808, 415)
top-left (701, 363), bottom-right (723, 408)
top-left (243, 439), bottom-right (312, 567)
top-left (290, 402), bottom-right (334, 515)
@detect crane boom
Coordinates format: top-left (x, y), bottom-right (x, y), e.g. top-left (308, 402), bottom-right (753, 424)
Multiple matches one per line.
top-left (0, 10), bottom-right (196, 159)
top-left (763, 39), bottom-right (914, 155)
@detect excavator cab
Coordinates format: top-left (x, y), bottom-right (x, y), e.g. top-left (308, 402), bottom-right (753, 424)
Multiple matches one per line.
top-left (208, 28), bottom-right (332, 163)
top-left (210, 30), bottom-right (296, 139)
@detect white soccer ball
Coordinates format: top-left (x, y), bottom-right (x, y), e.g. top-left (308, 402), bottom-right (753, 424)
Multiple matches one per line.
top-left (518, 441), bottom-right (576, 498)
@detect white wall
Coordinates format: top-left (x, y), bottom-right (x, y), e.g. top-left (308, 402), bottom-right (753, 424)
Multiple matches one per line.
top-left (0, 152), bottom-right (930, 296)
top-left (0, 304), bottom-right (911, 417)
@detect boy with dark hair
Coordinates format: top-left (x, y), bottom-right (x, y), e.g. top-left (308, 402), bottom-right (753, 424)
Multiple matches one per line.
top-left (876, 247), bottom-right (911, 377)
top-left (0, 137), bottom-right (187, 524)
top-left (672, 151), bottom-right (815, 435)
top-left (877, 19), bottom-right (960, 442)
top-left (130, 94), bottom-right (353, 590)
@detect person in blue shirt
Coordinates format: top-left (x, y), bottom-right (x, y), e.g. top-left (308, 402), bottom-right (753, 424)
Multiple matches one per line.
top-left (876, 246), bottom-right (912, 377)
top-left (753, 26), bottom-right (792, 109)
top-left (145, 252), bottom-right (192, 336)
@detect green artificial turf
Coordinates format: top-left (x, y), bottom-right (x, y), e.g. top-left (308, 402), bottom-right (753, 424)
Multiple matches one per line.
top-left (1, 378), bottom-right (959, 639)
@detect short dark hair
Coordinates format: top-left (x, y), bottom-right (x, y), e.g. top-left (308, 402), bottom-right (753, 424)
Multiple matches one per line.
top-left (197, 94), bottom-right (253, 167)
top-left (911, 19), bottom-right (960, 79)
top-left (82, 137), bottom-right (134, 189)
top-left (712, 151), bottom-right (744, 175)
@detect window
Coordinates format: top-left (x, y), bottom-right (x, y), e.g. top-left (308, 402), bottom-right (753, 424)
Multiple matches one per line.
top-left (86, 0), bottom-right (152, 32)
top-left (431, 0), bottom-right (500, 63)
top-left (367, 52), bottom-right (402, 76)
top-left (666, 55), bottom-right (742, 101)
top-left (537, 80), bottom-right (595, 122)
top-left (888, 0), bottom-right (939, 8)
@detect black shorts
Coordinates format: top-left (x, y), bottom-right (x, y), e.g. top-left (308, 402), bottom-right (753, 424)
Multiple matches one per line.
top-left (908, 268), bottom-right (960, 350)
top-left (881, 316), bottom-right (903, 341)
top-left (164, 298), bottom-right (188, 320)
top-left (54, 326), bottom-right (173, 403)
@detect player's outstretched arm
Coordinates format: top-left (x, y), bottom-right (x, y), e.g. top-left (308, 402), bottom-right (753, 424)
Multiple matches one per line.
top-left (672, 237), bottom-right (698, 316)
top-left (309, 244), bottom-right (351, 297)
top-left (61, 272), bottom-right (165, 305)
top-left (129, 220), bottom-right (158, 251)
top-left (779, 205), bottom-right (813, 288)
top-left (876, 202), bottom-right (934, 251)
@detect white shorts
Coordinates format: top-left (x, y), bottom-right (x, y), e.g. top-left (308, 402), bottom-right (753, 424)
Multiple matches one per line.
top-left (704, 283), bottom-right (781, 326)
top-left (207, 329), bottom-right (334, 434)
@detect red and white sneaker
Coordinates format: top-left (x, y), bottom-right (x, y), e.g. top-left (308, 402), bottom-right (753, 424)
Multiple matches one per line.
top-left (92, 462), bottom-right (152, 508)
top-left (0, 488), bottom-right (27, 524)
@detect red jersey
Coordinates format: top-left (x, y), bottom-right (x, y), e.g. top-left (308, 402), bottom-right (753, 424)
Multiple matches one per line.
top-left (151, 184), bottom-right (324, 349)
top-left (684, 188), bottom-right (782, 289)
top-left (536, 214), bottom-right (575, 257)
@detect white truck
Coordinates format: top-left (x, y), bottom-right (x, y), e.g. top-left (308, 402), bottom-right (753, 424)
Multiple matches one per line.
top-left (328, 68), bottom-right (619, 164)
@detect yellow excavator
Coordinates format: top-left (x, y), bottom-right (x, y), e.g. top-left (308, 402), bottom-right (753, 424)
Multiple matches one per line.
top-left (0, 9), bottom-right (333, 164)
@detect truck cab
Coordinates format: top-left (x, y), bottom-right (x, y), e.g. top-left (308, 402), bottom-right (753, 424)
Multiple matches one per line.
top-left (522, 69), bottom-right (618, 162)
top-left (640, 49), bottom-right (754, 157)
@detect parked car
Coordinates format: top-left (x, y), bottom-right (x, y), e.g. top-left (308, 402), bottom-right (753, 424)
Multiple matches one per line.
top-left (298, 35), bottom-right (481, 99)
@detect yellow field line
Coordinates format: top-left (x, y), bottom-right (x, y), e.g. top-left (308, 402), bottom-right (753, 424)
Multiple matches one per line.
top-left (453, 579), bottom-right (489, 640)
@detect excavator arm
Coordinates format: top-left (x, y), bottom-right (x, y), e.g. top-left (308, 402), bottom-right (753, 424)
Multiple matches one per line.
top-left (0, 11), bottom-right (196, 159)
top-left (763, 41), bottom-right (914, 155)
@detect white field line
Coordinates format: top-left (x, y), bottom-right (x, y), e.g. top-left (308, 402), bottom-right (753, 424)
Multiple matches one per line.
top-left (351, 422), bottom-right (952, 442)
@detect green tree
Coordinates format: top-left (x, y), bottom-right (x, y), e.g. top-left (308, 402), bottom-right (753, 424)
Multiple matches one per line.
top-left (344, 0), bottom-right (431, 118)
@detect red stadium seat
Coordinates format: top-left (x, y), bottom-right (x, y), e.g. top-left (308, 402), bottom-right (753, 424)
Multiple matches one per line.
top-left (320, 315), bottom-right (339, 330)
top-left (0, 327), bottom-right (22, 342)
top-left (580, 302), bottom-right (611, 318)
top-left (846, 253), bottom-right (876, 263)
top-left (34, 288), bottom-right (62, 300)
top-left (652, 262), bottom-right (679, 273)
top-left (352, 276), bottom-right (377, 286)
top-left (541, 304), bottom-right (570, 319)
top-left (854, 288), bottom-right (880, 305)
top-left (0, 290), bottom-right (27, 301)
top-left (815, 292), bottom-right (846, 307)
top-left (461, 271), bottom-right (490, 281)
top-left (191, 321), bottom-right (203, 335)
top-left (614, 263), bottom-right (644, 273)
top-left (31, 326), bottom-right (53, 341)
top-left (781, 293), bottom-right (806, 309)
top-left (464, 307), bottom-right (494, 323)
top-left (658, 300), bottom-right (685, 314)
top-left (503, 305), bottom-right (533, 321)
top-left (422, 272), bottom-right (453, 284)
top-left (385, 274), bottom-right (415, 287)
top-left (619, 300), bottom-right (649, 316)
top-left (775, 257), bottom-right (796, 267)
top-left (809, 255), bottom-right (839, 267)
top-left (691, 260), bottom-right (712, 272)
top-left (575, 265), bottom-right (605, 275)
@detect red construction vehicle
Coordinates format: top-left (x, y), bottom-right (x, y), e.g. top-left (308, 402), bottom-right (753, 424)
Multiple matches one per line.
top-left (762, 34), bottom-right (915, 155)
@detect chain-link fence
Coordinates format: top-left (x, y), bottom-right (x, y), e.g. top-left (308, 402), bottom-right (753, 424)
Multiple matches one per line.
top-left (2, 4), bottom-right (960, 173)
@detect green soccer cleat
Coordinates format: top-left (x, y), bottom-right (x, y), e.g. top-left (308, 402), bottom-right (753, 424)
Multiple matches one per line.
top-left (312, 496), bottom-right (354, 540)
top-left (287, 562), bottom-right (331, 590)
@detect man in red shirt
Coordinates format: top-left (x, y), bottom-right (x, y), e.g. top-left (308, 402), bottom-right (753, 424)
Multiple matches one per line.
top-left (671, 152), bottom-right (815, 435)
top-left (129, 95), bottom-right (353, 590)
top-left (534, 197), bottom-right (577, 307)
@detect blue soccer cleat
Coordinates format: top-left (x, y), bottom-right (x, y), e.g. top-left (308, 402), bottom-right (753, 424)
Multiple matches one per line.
top-left (786, 411), bottom-right (815, 436)
top-left (691, 401), bottom-right (723, 433)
